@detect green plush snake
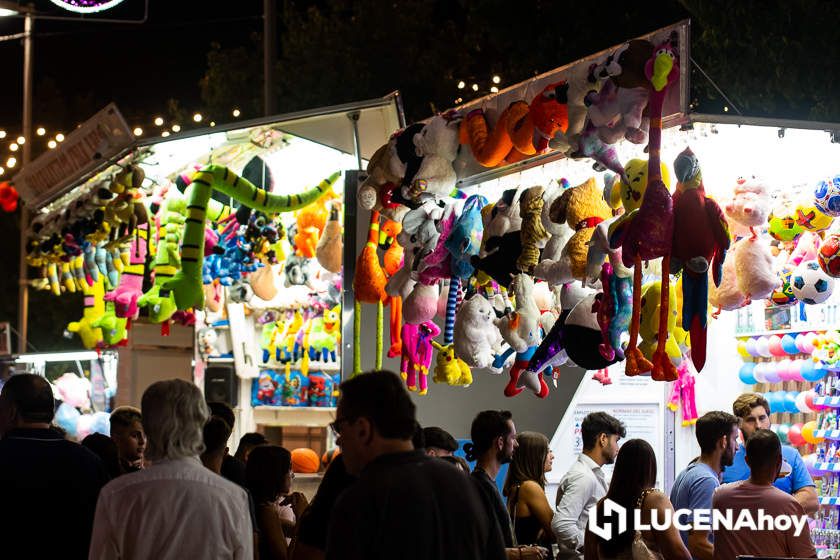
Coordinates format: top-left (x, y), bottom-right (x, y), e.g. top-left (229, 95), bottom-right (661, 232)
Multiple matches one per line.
top-left (165, 165), bottom-right (340, 310)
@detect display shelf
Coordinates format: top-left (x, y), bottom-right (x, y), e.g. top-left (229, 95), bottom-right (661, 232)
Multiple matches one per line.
top-left (253, 406), bottom-right (336, 427)
top-left (815, 429), bottom-right (840, 441)
top-left (814, 463), bottom-right (840, 473)
top-left (295, 473), bottom-right (324, 480)
top-left (258, 362), bottom-right (341, 372)
top-left (815, 397), bottom-right (840, 408)
top-left (207, 356), bottom-right (235, 363)
top-left (820, 497), bottom-right (840, 506)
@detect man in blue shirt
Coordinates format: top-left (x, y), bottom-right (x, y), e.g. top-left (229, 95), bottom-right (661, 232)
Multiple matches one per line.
top-left (721, 392), bottom-right (818, 514)
top-left (670, 411), bottom-right (740, 560)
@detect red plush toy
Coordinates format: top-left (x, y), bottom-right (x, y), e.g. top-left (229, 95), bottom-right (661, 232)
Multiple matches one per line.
top-left (0, 182), bottom-right (19, 213)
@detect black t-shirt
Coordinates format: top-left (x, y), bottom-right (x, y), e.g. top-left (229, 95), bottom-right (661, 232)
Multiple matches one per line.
top-left (471, 467), bottom-right (515, 548)
top-left (221, 453), bottom-right (247, 487)
top-left (0, 428), bottom-right (110, 559)
top-left (326, 450), bottom-right (505, 560)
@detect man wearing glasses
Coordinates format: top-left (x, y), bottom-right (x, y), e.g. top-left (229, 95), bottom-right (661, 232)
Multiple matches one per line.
top-left (325, 370), bottom-right (505, 560)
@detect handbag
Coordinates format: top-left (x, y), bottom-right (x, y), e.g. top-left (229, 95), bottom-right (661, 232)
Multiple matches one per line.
top-left (630, 489), bottom-right (660, 560)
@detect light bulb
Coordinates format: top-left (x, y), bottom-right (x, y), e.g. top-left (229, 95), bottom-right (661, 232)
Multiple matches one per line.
top-left (133, 127), bottom-right (143, 136)
top-left (7, 157), bottom-right (16, 168)
top-left (47, 140), bottom-right (57, 149)
top-left (457, 80), bottom-right (465, 89)
top-left (16, 136), bottom-right (24, 144)
top-left (55, 133), bottom-right (65, 142)
top-left (492, 75), bottom-right (501, 84)
top-left (0, 131), bottom-right (6, 139)
top-left (193, 113), bottom-right (203, 123)
top-left (490, 86), bottom-right (499, 93)
top-left (232, 109), bottom-right (241, 117)
top-left (154, 117), bottom-right (164, 126)
top-left (9, 143), bottom-right (18, 152)
top-left (161, 131), bottom-right (170, 137)
top-left (36, 127), bottom-right (46, 136)
top-left (172, 125), bottom-right (181, 132)
top-left (471, 84), bottom-right (479, 91)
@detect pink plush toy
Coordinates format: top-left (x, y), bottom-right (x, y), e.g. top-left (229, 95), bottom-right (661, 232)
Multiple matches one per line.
top-left (400, 321), bottom-right (441, 396)
top-left (104, 225), bottom-right (148, 320)
top-left (667, 361), bottom-right (698, 426)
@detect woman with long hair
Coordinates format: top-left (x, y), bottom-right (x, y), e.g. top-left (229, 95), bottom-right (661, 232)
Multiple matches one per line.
top-left (503, 432), bottom-right (556, 555)
top-left (247, 445), bottom-right (298, 560)
top-left (584, 439), bottom-right (690, 560)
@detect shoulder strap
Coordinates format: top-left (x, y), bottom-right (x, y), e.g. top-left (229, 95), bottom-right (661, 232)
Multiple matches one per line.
top-left (510, 483), bottom-right (521, 533)
top-left (635, 488), bottom-right (657, 509)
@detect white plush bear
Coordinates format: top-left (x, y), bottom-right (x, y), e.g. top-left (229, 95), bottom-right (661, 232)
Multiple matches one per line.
top-left (403, 113), bottom-right (462, 200)
top-left (454, 294), bottom-right (504, 369)
top-left (496, 273), bottom-right (541, 353)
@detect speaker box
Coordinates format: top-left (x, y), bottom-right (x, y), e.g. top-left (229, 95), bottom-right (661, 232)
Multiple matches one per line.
top-left (204, 365), bottom-right (238, 407)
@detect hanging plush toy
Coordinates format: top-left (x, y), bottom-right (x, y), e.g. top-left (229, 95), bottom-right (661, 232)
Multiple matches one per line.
top-left (352, 211), bottom-right (388, 373)
top-left (668, 361), bottom-right (698, 426)
top-left (541, 181), bottom-right (573, 262)
top-left (400, 321), bottom-right (441, 395)
top-left (357, 141), bottom-right (409, 222)
top-left (67, 277), bottom-right (105, 350)
top-left (497, 274), bottom-right (548, 398)
top-left (461, 81), bottom-right (569, 168)
top-left (92, 301), bottom-right (128, 347)
top-left (379, 219), bottom-right (404, 357)
top-left (671, 148), bottom-right (730, 372)
top-left (431, 341), bottom-right (473, 386)
top-left (104, 225), bottom-right (148, 321)
top-left (403, 112), bottom-right (462, 200)
top-left (316, 201), bottom-right (343, 273)
top-left (453, 294), bottom-right (504, 369)
top-left (637, 280), bottom-right (682, 367)
top-left (516, 186), bottom-right (549, 274)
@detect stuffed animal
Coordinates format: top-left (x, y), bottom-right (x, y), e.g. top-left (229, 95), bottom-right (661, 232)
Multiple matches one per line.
top-left (541, 181), bottom-right (573, 262)
top-left (453, 294), bottom-right (505, 369)
top-left (708, 242), bottom-right (748, 313)
top-left (516, 186), bottom-right (549, 274)
top-left (535, 177), bottom-right (612, 284)
top-left (671, 148), bottom-right (730, 372)
top-left (67, 277), bottom-right (105, 349)
top-left (497, 274), bottom-right (548, 398)
top-left (668, 361), bottom-right (698, 426)
top-left (461, 81), bottom-right (569, 168)
top-left (563, 292), bottom-right (622, 371)
top-left (54, 372), bottom-right (92, 410)
top-left (380, 219), bottom-right (404, 357)
top-left (316, 201), bottom-right (343, 273)
top-left (445, 194), bottom-right (487, 280)
top-left (567, 120), bottom-right (628, 180)
top-left (402, 112), bottom-right (462, 201)
top-left (637, 281), bottom-right (682, 367)
top-left (357, 140), bottom-right (409, 222)
top-left (254, 371), bottom-right (280, 404)
top-left (104, 225), bottom-right (148, 320)
top-left (431, 341), bottom-right (473, 386)
top-left (92, 301), bottom-right (128, 347)
top-left (352, 211), bottom-right (388, 371)
top-left (726, 176), bottom-right (772, 239)
top-left (400, 321), bottom-right (441, 395)
top-left (198, 327), bottom-right (220, 359)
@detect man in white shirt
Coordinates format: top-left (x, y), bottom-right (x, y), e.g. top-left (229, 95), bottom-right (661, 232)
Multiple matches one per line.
top-left (89, 380), bottom-right (253, 560)
top-left (552, 412), bottom-right (625, 559)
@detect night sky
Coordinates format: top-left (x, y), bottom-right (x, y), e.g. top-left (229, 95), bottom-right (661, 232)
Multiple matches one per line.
top-left (0, 0), bottom-right (266, 137)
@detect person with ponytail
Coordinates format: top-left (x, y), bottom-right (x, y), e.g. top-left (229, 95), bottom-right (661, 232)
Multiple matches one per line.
top-left (583, 439), bottom-right (689, 560)
top-left (467, 410), bottom-right (548, 560)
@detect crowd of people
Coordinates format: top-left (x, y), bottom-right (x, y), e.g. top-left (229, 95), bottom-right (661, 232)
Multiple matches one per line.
top-left (0, 371), bottom-right (822, 559)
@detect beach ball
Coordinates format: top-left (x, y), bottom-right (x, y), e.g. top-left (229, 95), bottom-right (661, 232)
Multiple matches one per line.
top-left (796, 202), bottom-right (834, 232)
top-left (764, 362), bottom-right (782, 384)
top-left (777, 423), bottom-right (790, 444)
top-left (739, 362), bottom-right (757, 384)
top-left (781, 334), bottom-right (799, 355)
top-left (818, 233), bottom-right (840, 277)
top-left (788, 423), bottom-right (805, 446)
top-left (753, 362), bottom-right (768, 383)
top-left (801, 421), bottom-right (823, 445)
top-left (746, 338), bottom-right (759, 357)
top-left (756, 337), bottom-right (772, 358)
top-left (783, 391), bottom-right (799, 413)
top-left (737, 339), bottom-right (751, 359)
top-left (791, 261), bottom-right (834, 305)
top-left (291, 448), bottom-right (321, 473)
top-left (768, 335), bottom-right (786, 357)
top-left (814, 174), bottom-right (840, 217)
top-left (769, 202), bottom-right (805, 242)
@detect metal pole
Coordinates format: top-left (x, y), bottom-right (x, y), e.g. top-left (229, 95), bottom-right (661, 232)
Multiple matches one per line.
top-left (17, 9), bottom-right (32, 354)
top-left (263, 0), bottom-right (276, 116)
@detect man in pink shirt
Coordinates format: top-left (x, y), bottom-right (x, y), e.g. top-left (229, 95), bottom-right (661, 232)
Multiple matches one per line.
top-left (712, 429), bottom-right (815, 559)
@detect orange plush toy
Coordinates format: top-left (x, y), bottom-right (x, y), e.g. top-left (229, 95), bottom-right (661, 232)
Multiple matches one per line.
top-left (294, 190), bottom-right (336, 258)
top-left (352, 211), bottom-right (389, 374)
top-left (380, 219), bottom-right (405, 357)
top-left (461, 81), bottom-right (570, 168)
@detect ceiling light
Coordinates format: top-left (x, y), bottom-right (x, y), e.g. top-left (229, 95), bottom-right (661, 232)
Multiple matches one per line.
top-left (471, 84), bottom-right (479, 91)
top-left (457, 81), bottom-right (465, 89)
top-left (161, 131), bottom-right (170, 137)
top-left (492, 75), bottom-right (501, 84)
top-left (16, 136), bottom-right (24, 144)
top-left (9, 143), bottom-right (18, 152)
top-left (7, 157), bottom-right (16, 168)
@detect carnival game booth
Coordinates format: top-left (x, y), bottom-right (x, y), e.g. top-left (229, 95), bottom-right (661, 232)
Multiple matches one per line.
top-left (14, 96), bottom-right (403, 466)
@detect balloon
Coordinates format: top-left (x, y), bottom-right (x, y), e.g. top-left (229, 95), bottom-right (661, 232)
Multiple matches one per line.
top-left (737, 340), bottom-right (751, 359)
top-left (795, 333), bottom-right (807, 353)
top-left (54, 403), bottom-right (81, 438)
top-left (802, 420), bottom-right (823, 444)
top-left (781, 334), bottom-right (799, 355)
top-left (753, 362), bottom-right (768, 383)
top-left (777, 423), bottom-right (790, 444)
top-left (802, 332), bottom-right (817, 354)
top-left (746, 338), bottom-right (759, 357)
top-left (90, 411), bottom-right (110, 436)
top-left (804, 453), bottom-right (822, 476)
top-left (764, 362), bottom-right (782, 383)
top-left (756, 337), bottom-right (772, 358)
top-left (768, 335), bottom-right (785, 357)
top-left (765, 391), bottom-right (781, 413)
top-left (777, 359), bottom-right (794, 381)
top-left (784, 391), bottom-right (799, 413)
top-left (739, 362), bottom-right (758, 384)
top-left (802, 360), bottom-right (827, 382)
top-left (76, 414), bottom-right (95, 442)
top-left (795, 391), bottom-right (812, 413)
top-left (804, 390), bottom-right (819, 412)
top-left (788, 423), bottom-right (805, 446)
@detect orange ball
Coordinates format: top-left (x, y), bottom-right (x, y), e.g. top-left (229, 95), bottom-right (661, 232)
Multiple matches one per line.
top-left (801, 420), bottom-right (823, 445)
top-left (291, 448), bottom-right (321, 473)
top-left (321, 447), bottom-right (341, 468)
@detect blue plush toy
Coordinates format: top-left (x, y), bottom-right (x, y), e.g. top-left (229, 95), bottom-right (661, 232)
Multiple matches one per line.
top-left (252, 370), bottom-right (284, 406)
top-left (445, 194), bottom-right (488, 280)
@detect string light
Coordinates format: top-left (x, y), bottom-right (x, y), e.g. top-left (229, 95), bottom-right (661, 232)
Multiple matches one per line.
top-left (0, 167), bottom-right (4, 175)
top-left (9, 143), bottom-right (18, 152)
top-left (55, 133), bottom-right (65, 142)
top-left (492, 75), bottom-right (501, 84)
top-left (16, 136), bottom-right (24, 144)
top-left (193, 113), bottom-right (203, 123)
top-left (47, 140), bottom-right (57, 149)
top-left (161, 131), bottom-right (170, 137)
top-left (36, 127), bottom-right (46, 136)
top-left (0, 131), bottom-right (6, 139)
top-left (471, 84), bottom-right (479, 91)
top-left (6, 157), bottom-right (16, 168)
top-left (154, 117), bottom-right (164, 126)
top-left (133, 127), bottom-right (143, 136)
top-left (490, 86), bottom-right (499, 93)
top-left (209, 121), bottom-right (216, 127)
top-left (457, 80), bottom-right (465, 89)
top-left (232, 108), bottom-right (241, 118)
top-left (171, 124), bottom-right (181, 132)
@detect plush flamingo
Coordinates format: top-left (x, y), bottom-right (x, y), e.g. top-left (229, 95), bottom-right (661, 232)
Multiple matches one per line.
top-left (352, 211), bottom-right (388, 374)
top-left (380, 219), bottom-right (404, 357)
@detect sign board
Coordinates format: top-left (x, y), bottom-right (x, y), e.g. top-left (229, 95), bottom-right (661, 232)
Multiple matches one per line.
top-left (13, 103), bottom-right (133, 209)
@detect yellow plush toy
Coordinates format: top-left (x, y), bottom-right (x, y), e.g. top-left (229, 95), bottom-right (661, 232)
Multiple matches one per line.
top-left (638, 281), bottom-right (682, 366)
top-left (555, 177), bottom-right (613, 281)
top-left (431, 341), bottom-right (473, 386)
top-left (67, 277), bottom-right (105, 349)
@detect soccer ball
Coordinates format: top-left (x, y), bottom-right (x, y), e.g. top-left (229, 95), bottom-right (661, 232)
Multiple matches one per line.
top-left (768, 202), bottom-right (804, 242)
top-left (814, 174), bottom-right (840, 217)
top-left (770, 264), bottom-right (797, 306)
top-left (819, 234), bottom-right (840, 277)
top-left (791, 260), bottom-right (834, 305)
top-left (796, 202), bottom-right (834, 232)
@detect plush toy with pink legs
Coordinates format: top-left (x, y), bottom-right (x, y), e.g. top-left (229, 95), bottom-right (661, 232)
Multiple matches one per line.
top-left (667, 361), bottom-right (698, 426)
top-left (400, 321), bottom-right (441, 395)
top-left (104, 225), bottom-right (148, 321)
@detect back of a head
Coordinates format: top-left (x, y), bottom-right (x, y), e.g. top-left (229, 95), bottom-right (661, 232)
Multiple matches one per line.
top-left (81, 432), bottom-right (121, 479)
top-left (110, 406), bottom-right (142, 432)
top-left (439, 454), bottom-right (471, 475)
top-left (504, 431), bottom-right (549, 494)
top-left (581, 412), bottom-right (626, 450)
top-left (695, 411), bottom-right (739, 454)
top-left (246, 444), bottom-right (292, 504)
top-left (0, 373), bottom-right (54, 426)
top-left (202, 416), bottom-right (232, 459)
top-left (745, 429), bottom-right (781, 474)
top-left (234, 432), bottom-right (268, 460)
top-left (337, 371), bottom-right (416, 439)
top-left (599, 439), bottom-right (657, 555)
top-left (207, 401), bottom-right (236, 429)
top-left (142, 379), bottom-right (209, 462)
top-left (423, 426), bottom-right (458, 452)
top-left (465, 409), bottom-right (512, 461)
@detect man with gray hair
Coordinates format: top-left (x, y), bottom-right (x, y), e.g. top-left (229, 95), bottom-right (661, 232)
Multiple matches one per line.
top-left (89, 379), bottom-right (253, 559)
